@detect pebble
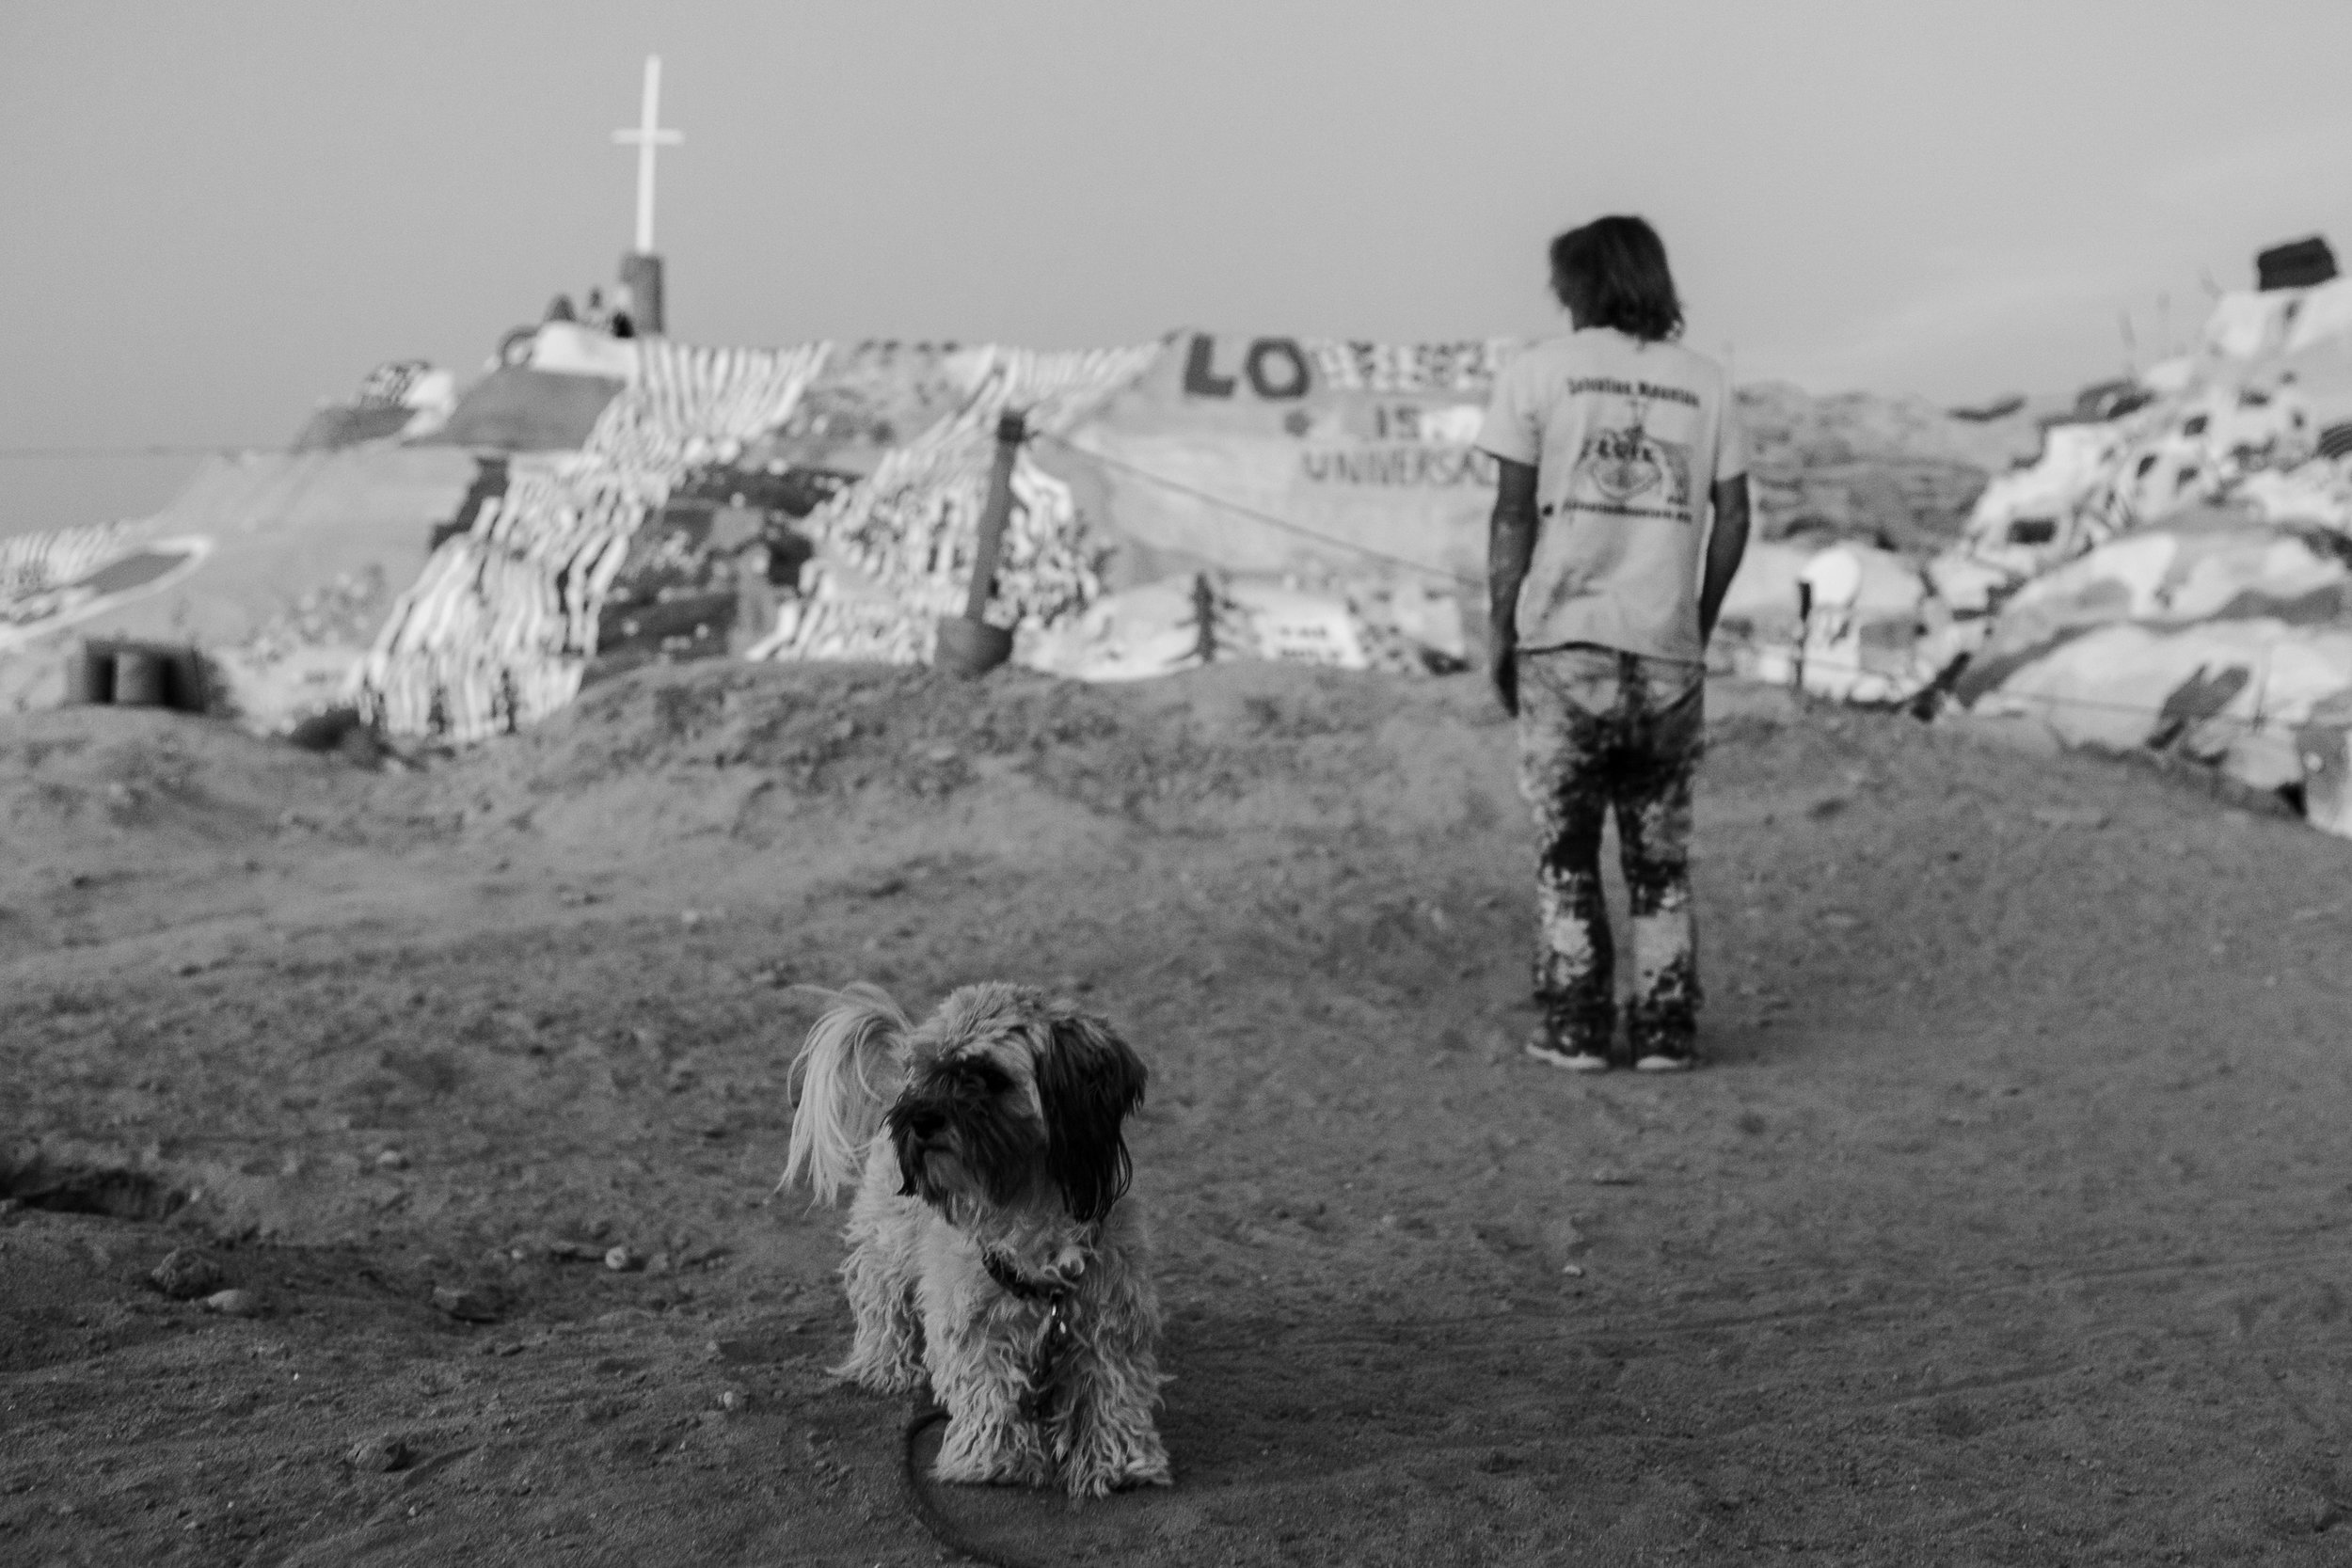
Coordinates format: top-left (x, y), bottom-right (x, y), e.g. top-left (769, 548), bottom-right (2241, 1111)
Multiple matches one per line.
top-left (604, 1246), bottom-right (642, 1273)
top-left (203, 1289), bottom-right (262, 1318)
top-left (719, 1389), bottom-right (747, 1412)
top-left (375, 1149), bottom-right (409, 1172)
top-left (347, 1435), bottom-right (414, 1474)
top-left (2031, 805), bottom-right (2110, 831)
top-left (1560, 1264), bottom-right (1585, 1278)
top-left (1590, 1168), bottom-right (1636, 1186)
top-left (679, 910), bottom-right (703, 930)
top-left (432, 1285), bottom-right (504, 1323)
top-left (150, 1248), bottom-right (226, 1301)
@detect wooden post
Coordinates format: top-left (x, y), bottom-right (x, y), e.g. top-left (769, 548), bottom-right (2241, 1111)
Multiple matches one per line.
top-left (935, 411), bottom-right (1026, 677)
top-left (966, 411), bottom-right (1024, 621)
top-left (1793, 579), bottom-right (1814, 699)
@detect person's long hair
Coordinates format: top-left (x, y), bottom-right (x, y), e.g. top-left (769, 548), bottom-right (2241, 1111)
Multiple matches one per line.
top-left (1549, 216), bottom-right (1684, 342)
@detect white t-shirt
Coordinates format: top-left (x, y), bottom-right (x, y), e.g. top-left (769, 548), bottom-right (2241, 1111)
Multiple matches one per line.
top-left (1477, 328), bottom-right (1745, 663)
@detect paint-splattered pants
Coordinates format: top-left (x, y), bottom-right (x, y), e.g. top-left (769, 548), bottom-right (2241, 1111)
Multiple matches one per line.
top-left (1516, 645), bottom-right (1705, 1060)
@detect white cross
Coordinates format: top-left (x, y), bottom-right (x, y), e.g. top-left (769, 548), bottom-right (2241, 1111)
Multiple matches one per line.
top-left (612, 55), bottom-right (682, 255)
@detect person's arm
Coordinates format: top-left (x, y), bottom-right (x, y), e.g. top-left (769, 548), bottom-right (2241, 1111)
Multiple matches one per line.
top-left (1487, 457), bottom-right (1539, 715)
top-left (1698, 474), bottom-right (1750, 645)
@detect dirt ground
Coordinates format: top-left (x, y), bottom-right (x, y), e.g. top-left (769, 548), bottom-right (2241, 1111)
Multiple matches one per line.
top-left (4, 658), bottom-right (2350, 1566)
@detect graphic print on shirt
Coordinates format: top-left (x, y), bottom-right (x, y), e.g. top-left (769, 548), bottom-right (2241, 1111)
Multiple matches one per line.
top-left (1565, 394), bottom-right (1694, 524)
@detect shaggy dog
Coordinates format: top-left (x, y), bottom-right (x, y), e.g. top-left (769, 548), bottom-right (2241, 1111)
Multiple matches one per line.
top-left (783, 982), bottom-right (1172, 1497)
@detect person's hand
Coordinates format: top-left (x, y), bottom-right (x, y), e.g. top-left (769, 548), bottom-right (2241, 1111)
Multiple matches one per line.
top-left (1491, 643), bottom-right (1519, 718)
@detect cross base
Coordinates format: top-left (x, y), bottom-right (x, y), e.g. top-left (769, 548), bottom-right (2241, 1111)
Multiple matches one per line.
top-left (619, 252), bottom-right (664, 337)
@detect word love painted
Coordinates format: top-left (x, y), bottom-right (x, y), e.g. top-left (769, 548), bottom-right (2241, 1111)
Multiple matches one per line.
top-left (1182, 335), bottom-right (1315, 402)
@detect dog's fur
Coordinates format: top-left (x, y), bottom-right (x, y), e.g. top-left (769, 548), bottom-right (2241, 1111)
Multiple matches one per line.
top-left (783, 981), bottom-right (1171, 1497)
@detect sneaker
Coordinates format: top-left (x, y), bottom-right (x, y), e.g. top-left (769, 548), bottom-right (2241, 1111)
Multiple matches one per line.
top-left (1526, 1035), bottom-right (1612, 1072)
top-left (1632, 1051), bottom-right (1694, 1073)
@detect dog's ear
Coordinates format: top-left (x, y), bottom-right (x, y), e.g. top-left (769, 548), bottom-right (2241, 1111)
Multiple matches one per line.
top-left (1032, 1011), bottom-right (1148, 1224)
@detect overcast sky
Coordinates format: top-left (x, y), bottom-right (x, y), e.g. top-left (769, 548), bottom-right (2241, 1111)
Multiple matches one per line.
top-left (5, 0), bottom-right (2349, 536)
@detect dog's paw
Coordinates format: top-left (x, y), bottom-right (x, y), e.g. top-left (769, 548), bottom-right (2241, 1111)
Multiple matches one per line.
top-left (933, 1423), bottom-right (1052, 1488)
top-left (1061, 1432), bottom-right (1173, 1497)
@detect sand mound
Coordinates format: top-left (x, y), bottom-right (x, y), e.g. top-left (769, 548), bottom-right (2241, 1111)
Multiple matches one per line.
top-left (3, 661), bottom-right (1513, 865)
top-left (0, 709), bottom-right (375, 863)
top-left (448, 659), bottom-right (1520, 856)
top-left (0, 663), bottom-right (1521, 972)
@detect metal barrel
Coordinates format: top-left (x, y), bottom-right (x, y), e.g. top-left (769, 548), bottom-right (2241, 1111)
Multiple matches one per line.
top-left (64, 641), bottom-right (115, 705)
top-left (933, 617), bottom-right (1014, 678)
top-left (111, 648), bottom-right (170, 708)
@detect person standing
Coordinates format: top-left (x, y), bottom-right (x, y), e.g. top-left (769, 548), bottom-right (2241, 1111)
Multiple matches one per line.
top-left (1478, 215), bottom-right (1751, 1072)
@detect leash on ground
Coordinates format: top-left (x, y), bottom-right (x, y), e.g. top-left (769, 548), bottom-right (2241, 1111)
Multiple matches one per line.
top-left (900, 1399), bottom-right (1055, 1568)
top-left (899, 1262), bottom-right (1079, 1566)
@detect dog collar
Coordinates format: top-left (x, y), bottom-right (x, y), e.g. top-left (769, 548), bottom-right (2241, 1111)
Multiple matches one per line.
top-left (978, 1217), bottom-right (1104, 1305)
top-left (980, 1251), bottom-right (1081, 1427)
top-left (981, 1250), bottom-right (1072, 1304)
